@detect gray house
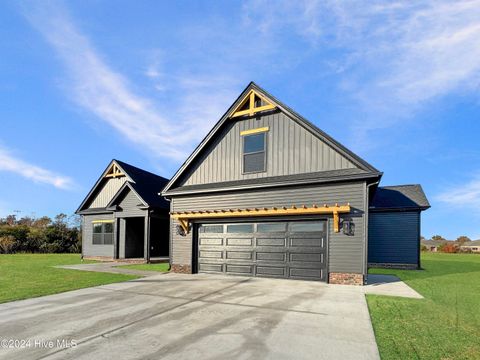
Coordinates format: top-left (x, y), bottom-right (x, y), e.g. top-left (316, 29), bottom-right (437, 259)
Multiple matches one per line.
top-left (76, 160), bottom-right (170, 261)
top-left (161, 82), bottom-right (430, 284)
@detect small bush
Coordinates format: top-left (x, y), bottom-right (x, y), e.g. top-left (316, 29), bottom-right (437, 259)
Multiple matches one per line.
top-left (0, 235), bottom-right (16, 254)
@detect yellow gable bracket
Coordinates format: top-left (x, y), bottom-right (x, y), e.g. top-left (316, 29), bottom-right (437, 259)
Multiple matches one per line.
top-left (105, 163), bottom-right (125, 178)
top-left (230, 90), bottom-right (276, 118)
top-left (171, 204), bottom-right (351, 234)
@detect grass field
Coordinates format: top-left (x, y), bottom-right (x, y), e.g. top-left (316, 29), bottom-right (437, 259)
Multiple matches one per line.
top-left (118, 262), bottom-right (170, 272)
top-left (0, 254), bottom-right (138, 303)
top-left (367, 253), bottom-right (480, 359)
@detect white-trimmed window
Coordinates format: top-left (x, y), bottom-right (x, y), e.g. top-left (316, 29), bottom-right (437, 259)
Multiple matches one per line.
top-left (92, 222), bottom-right (114, 245)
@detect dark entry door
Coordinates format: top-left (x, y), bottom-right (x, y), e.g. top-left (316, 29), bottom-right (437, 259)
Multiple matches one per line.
top-left (197, 220), bottom-right (327, 281)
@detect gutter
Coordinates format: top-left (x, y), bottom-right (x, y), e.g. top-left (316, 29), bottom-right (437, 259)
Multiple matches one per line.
top-left (364, 180), bottom-right (380, 279)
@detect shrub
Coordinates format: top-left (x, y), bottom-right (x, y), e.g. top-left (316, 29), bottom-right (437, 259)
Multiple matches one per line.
top-left (439, 243), bottom-right (458, 253)
top-left (0, 235), bottom-right (16, 254)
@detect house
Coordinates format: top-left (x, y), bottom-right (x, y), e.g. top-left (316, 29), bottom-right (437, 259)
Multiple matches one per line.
top-left (76, 160), bottom-right (170, 262)
top-left (161, 82), bottom-right (430, 285)
top-left (421, 239), bottom-right (447, 252)
top-left (460, 240), bottom-right (480, 253)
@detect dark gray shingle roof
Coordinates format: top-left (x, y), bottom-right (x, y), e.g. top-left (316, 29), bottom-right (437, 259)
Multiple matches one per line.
top-left (370, 184), bottom-right (430, 211)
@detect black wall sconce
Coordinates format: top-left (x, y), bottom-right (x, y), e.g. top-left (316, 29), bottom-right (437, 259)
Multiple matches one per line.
top-left (342, 219), bottom-right (355, 236)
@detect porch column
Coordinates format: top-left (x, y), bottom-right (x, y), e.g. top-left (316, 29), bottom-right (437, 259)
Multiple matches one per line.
top-left (114, 217), bottom-right (120, 260)
top-left (144, 214), bottom-right (150, 263)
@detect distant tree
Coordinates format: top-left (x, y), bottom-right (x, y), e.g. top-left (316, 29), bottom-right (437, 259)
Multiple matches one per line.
top-left (421, 245), bottom-right (428, 252)
top-left (420, 236), bottom-right (426, 241)
top-left (5, 215), bottom-right (16, 226)
top-left (33, 216), bottom-right (52, 229)
top-left (456, 236), bottom-right (471, 244)
top-left (431, 235), bottom-right (446, 241)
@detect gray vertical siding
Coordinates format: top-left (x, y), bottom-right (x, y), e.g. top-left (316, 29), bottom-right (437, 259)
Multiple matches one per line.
top-left (88, 177), bottom-right (127, 208)
top-left (82, 213), bottom-right (114, 257)
top-left (180, 111), bottom-right (356, 186)
top-left (171, 182), bottom-right (366, 274)
top-left (114, 189), bottom-right (147, 218)
top-left (368, 211), bottom-right (420, 265)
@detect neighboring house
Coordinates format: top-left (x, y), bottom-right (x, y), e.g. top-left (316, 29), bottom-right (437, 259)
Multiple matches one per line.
top-left (460, 240), bottom-right (480, 253)
top-left (421, 239), bottom-right (448, 252)
top-left (161, 82), bottom-right (430, 285)
top-left (76, 160), bottom-right (170, 261)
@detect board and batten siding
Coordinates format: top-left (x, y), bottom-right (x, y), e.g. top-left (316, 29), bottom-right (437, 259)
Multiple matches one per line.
top-left (368, 211), bottom-right (420, 266)
top-left (171, 181), bottom-right (366, 274)
top-left (180, 111), bottom-right (356, 186)
top-left (88, 177), bottom-right (127, 208)
top-left (82, 213), bottom-right (114, 257)
top-left (114, 189), bottom-right (147, 218)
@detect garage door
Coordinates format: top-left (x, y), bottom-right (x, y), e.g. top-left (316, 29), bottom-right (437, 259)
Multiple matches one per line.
top-left (197, 220), bottom-right (327, 281)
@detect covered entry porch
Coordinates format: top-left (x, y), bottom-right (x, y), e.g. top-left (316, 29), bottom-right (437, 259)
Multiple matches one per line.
top-left (114, 214), bottom-right (169, 262)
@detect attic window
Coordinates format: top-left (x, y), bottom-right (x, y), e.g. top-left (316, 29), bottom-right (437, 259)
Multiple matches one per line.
top-left (243, 132), bottom-right (266, 173)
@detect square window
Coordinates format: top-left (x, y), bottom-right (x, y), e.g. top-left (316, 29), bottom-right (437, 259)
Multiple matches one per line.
top-left (244, 133), bottom-right (265, 153)
top-left (227, 224), bottom-right (254, 233)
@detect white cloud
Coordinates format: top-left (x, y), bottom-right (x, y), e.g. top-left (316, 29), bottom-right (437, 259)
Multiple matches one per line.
top-left (0, 145), bottom-right (74, 190)
top-left (22, 3), bottom-right (238, 162)
top-left (436, 176), bottom-right (480, 209)
top-left (244, 0), bottom-right (480, 139)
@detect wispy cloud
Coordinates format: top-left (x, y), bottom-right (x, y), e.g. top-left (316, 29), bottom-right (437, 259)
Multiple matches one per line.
top-left (244, 0), bottom-right (480, 143)
top-left (0, 145), bottom-right (74, 189)
top-left (22, 2), bottom-right (238, 162)
top-left (436, 176), bottom-right (480, 210)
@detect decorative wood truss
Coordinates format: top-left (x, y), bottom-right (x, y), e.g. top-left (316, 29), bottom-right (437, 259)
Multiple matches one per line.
top-left (171, 203), bottom-right (351, 234)
top-left (230, 90), bottom-right (276, 118)
top-left (105, 163), bottom-right (125, 178)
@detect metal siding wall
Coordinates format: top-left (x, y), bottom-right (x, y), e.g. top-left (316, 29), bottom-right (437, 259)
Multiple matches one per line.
top-left (115, 189), bottom-right (147, 218)
top-left (89, 177), bottom-right (127, 208)
top-left (82, 213), bottom-right (114, 257)
top-left (181, 112), bottom-right (356, 186)
top-left (368, 211), bottom-right (420, 265)
top-left (171, 182), bottom-right (366, 274)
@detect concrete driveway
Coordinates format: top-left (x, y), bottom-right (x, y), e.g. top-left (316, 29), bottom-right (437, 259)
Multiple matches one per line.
top-left (0, 273), bottom-right (380, 360)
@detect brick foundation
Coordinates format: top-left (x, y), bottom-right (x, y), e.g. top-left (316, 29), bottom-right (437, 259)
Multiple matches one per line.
top-left (329, 272), bottom-right (364, 285)
top-left (171, 264), bottom-right (192, 274)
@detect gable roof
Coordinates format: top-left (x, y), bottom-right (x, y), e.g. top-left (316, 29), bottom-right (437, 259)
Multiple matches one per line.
top-left (162, 82), bottom-right (380, 195)
top-left (370, 184), bottom-right (430, 211)
top-left (461, 240), bottom-right (480, 247)
top-left (76, 159), bottom-right (169, 213)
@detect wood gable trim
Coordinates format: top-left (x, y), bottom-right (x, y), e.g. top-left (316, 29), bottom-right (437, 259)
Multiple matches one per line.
top-left (161, 82), bottom-right (380, 195)
top-left (75, 160), bottom-right (134, 213)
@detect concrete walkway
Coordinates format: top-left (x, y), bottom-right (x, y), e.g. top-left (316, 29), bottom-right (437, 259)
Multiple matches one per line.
top-left (364, 274), bottom-right (423, 299)
top-left (56, 262), bottom-right (166, 277)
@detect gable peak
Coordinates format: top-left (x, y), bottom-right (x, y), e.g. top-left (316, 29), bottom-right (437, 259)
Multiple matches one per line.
top-left (230, 89), bottom-right (276, 118)
top-left (105, 162), bottom-right (125, 179)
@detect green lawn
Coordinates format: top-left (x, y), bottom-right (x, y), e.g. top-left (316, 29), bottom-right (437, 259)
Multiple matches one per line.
top-left (117, 262), bottom-right (170, 272)
top-left (0, 254), bottom-right (138, 303)
top-left (367, 253), bottom-right (480, 359)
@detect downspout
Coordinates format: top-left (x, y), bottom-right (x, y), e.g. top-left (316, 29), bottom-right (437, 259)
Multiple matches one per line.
top-left (364, 180), bottom-right (380, 282)
top-left (165, 197), bottom-right (172, 271)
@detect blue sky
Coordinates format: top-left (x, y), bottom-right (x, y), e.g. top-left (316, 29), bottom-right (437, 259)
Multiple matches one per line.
top-left (1, 1), bottom-right (479, 240)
